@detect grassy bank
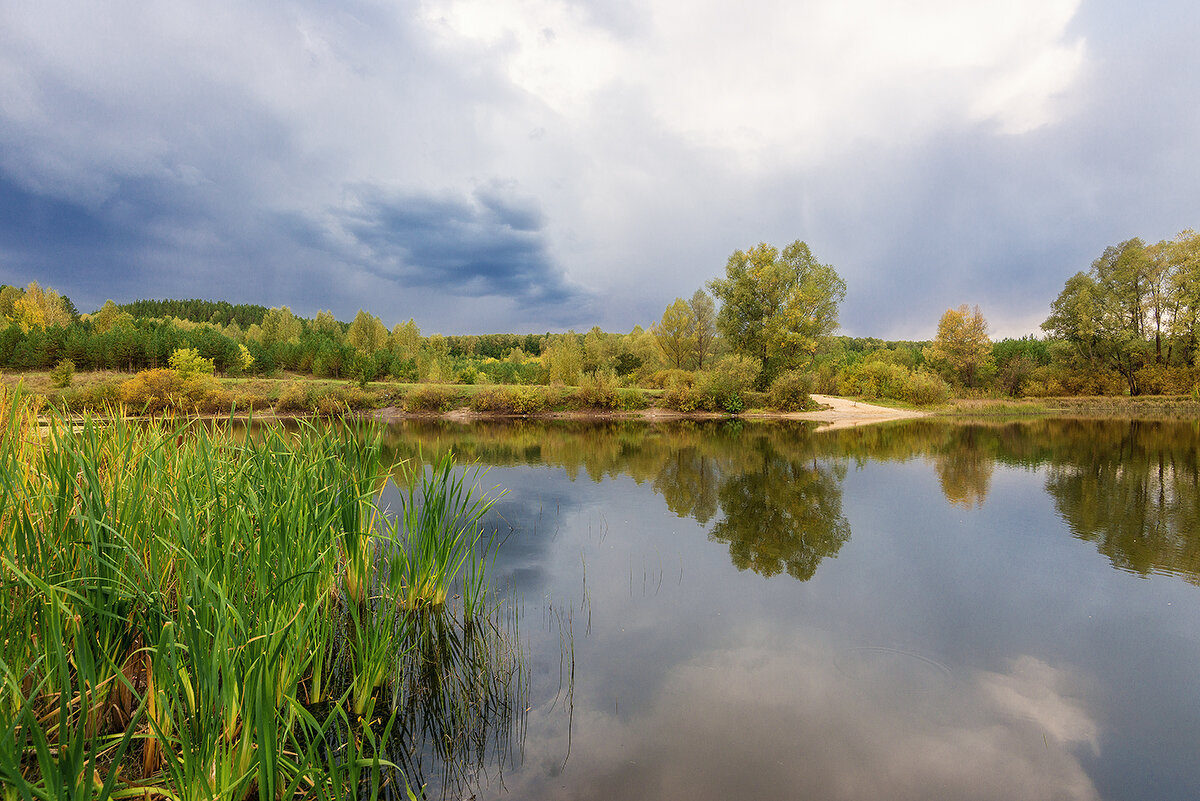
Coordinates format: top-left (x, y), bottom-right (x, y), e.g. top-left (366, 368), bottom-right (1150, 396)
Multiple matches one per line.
top-left (0, 385), bottom-right (517, 799)
top-left (941, 395), bottom-right (1200, 419)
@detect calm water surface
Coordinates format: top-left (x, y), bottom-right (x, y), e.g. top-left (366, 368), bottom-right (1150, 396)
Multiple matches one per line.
top-left (377, 418), bottom-right (1200, 801)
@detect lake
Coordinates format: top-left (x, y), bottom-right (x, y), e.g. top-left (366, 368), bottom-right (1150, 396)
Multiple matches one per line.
top-left (375, 417), bottom-right (1200, 801)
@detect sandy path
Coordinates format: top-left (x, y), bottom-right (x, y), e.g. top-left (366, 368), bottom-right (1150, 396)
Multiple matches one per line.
top-left (785, 394), bottom-right (929, 431)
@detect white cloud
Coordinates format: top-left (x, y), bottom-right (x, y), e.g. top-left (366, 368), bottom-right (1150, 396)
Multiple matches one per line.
top-left (510, 644), bottom-right (1102, 800)
top-left (421, 0), bottom-right (1086, 161)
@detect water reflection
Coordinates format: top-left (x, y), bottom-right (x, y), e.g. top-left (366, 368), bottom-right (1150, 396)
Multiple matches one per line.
top-left (352, 416), bottom-right (1200, 799)
top-left (1039, 420), bottom-right (1200, 583)
top-left (234, 416), bottom-right (1200, 586)
top-left (377, 421), bottom-right (852, 582)
top-left (708, 441), bottom-right (849, 580)
top-left (506, 644), bottom-right (1101, 801)
top-left (371, 418), bottom-right (1200, 585)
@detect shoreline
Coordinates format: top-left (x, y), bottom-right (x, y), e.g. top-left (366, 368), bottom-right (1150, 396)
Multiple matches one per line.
top-left (369, 394), bottom-right (930, 430)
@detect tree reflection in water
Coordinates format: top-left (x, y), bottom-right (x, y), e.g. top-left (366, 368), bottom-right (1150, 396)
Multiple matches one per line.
top-left (707, 442), bottom-right (850, 580)
top-left (369, 416), bottom-right (1200, 586)
top-left (1041, 419), bottom-right (1200, 583)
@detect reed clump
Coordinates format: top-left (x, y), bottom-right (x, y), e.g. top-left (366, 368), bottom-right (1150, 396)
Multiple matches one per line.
top-left (0, 384), bottom-right (512, 800)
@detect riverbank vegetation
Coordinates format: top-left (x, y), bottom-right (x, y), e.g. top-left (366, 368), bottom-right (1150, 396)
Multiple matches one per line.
top-left (3, 231), bottom-right (1200, 417)
top-left (0, 385), bottom-right (520, 798)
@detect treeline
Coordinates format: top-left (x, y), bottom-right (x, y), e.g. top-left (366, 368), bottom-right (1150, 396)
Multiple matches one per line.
top-left (116, 298), bottom-right (269, 329)
top-left (0, 283), bottom-right (648, 388)
top-left (6, 228), bottom-right (1199, 404)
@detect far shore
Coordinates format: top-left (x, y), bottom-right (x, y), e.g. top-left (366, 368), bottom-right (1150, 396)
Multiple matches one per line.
top-left (370, 394), bottom-right (929, 430)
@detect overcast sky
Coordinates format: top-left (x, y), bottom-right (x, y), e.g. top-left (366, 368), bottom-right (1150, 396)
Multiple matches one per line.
top-left (2, 0), bottom-right (1198, 338)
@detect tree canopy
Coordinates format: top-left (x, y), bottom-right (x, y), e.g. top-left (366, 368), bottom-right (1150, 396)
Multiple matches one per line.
top-left (708, 240), bottom-right (845, 387)
top-left (925, 304), bottom-right (992, 388)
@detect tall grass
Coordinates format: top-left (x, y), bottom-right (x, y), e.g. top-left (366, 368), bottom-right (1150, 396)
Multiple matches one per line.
top-left (0, 384), bottom-right (518, 800)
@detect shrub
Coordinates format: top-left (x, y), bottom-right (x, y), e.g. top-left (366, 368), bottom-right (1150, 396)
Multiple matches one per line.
top-left (617, 388), bottom-right (649, 410)
top-left (192, 387), bottom-right (236, 414)
top-left (710, 355), bottom-right (761, 395)
top-left (50, 358), bottom-right (75, 389)
top-left (58, 382), bottom-right (121, 413)
top-left (662, 378), bottom-right (702, 412)
top-left (573, 369), bottom-right (621, 409)
top-left (902, 370), bottom-right (950, 406)
top-left (649, 369), bottom-right (694, 390)
top-left (178, 373), bottom-right (223, 407)
top-left (511, 387), bottom-right (549, 414)
top-left (229, 391), bottom-right (273, 412)
top-left (839, 360), bottom-right (908, 400)
top-left (274, 380), bottom-right (312, 414)
top-left (1134, 364), bottom-right (1196, 395)
top-left (671, 356), bottom-right (761, 413)
top-left (169, 347), bottom-right (215, 381)
top-left (120, 369), bottom-right (181, 413)
top-left (315, 393), bottom-right (349, 417)
top-left (768, 370), bottom-right (814, 411)
top-left (405, 385), bottom-right (458, 412)
top-left (470, 387), bottom-right (519, 413)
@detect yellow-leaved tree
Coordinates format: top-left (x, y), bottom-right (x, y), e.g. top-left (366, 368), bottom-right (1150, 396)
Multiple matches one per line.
top-left (925, 305), bottom-right (993, 388)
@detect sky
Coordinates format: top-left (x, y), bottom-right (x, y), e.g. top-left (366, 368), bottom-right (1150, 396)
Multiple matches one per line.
top-left (1, 0), bottom-right (1198, 339)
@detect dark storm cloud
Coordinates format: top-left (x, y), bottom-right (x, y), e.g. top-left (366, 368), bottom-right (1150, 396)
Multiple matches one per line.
top-left (331, 185), bottom-right (581, 307)
top-left (2, 0), bottom-right (1199, 336)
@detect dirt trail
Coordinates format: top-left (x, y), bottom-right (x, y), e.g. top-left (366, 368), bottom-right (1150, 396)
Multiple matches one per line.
top-left (784, 394), bottom-right (929, 431)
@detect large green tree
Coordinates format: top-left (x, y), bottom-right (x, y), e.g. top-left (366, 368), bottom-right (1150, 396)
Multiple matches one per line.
top-left (1043, 239), bottom-right (1153, 394)
top-left (654, 298), bottom-right (697, 369)
top-left (707, 240), bottom-right (845, 387)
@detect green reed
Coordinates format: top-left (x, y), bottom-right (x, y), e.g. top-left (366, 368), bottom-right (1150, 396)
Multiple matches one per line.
top-left (0, 385), bottom-right (514, 800)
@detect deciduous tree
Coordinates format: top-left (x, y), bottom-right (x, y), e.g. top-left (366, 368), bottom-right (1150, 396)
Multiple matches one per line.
top-left (347, 309), bottom-right (388, 353)
top-left (689, 288), bottom-right (718, 369)
top-left (260, 306), bottom-right (302, 347)
top-left (708, 240), bottom-right (845, 387)
top-left (925, 305), bottom-right (992, 388)
top-left (654, 298), bottom-right (696, 369)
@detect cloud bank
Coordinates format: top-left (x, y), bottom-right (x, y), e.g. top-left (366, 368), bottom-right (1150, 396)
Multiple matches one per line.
top-left (2, 0), bottom-right (1198, 335)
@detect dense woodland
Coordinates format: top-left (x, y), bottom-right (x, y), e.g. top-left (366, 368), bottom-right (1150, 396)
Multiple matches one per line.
top-left (2, 230), bottom-right (1198, 411)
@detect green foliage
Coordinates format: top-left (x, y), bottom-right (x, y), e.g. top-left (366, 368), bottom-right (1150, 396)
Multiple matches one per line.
top-left (348, 351), bottom-right (378, 388)
top-left (904, 370), bottom-right (952, 406)
top-left (50, 358), bottom-right (75, 388)
top-left (116, 297), bottom-right (267, 327)
top-left (768, 370), bottom-right (814, 411)
top-left (544, 332), bottom-right (583, 385)
top-left (662, 357), bottom-right (759, 413)
top-left (0, 390), bottom-right (510, 798)
top-left (654, 298), bottom-right (697, 369)
top-left (837, 361), bottom-right (949, 406)
top-left (405, 385), bottom-right (459, 412)
top-left (512, 386), bottom-right (550, 414)
top-left (618, 388), bottom-right (649, 410)
top-left (168, 346), bottom-right (215, 381)
top-left (708, 240), bottom-right (846, 387)
top-left (234, 343), bottom-right (255, 374)
top-left (470, 387), bottom-right (521, 413)
top-left (347, 309), bottom-right (389, 354)
top-left (925, 305), bottom-right (992, 388)
top-left (573, 369), bottom-right (621, 409)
